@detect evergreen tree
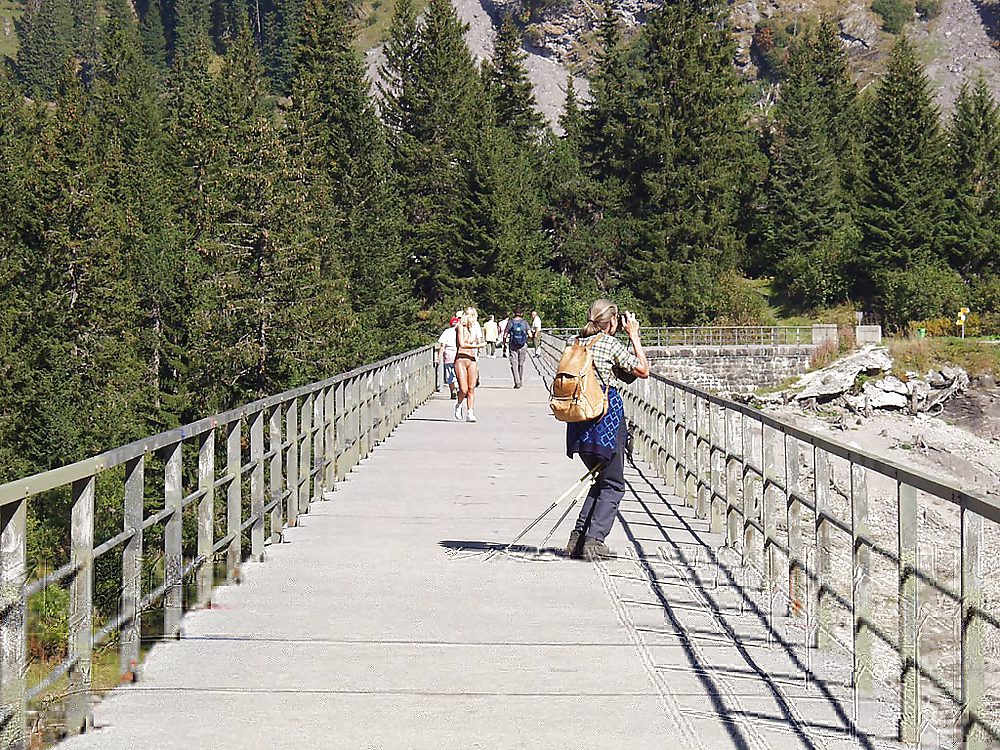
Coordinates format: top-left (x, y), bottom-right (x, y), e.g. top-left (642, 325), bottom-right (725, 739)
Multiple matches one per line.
top-left (387, 0), bottom-right (484, 306)
top-left (856, 37), bottom-right (949, 317)
top-left (292, 0), bottom-right (417, 359)
top-left (619, 0), bottom-right (758, 322)
top-left (266, 0), bottom-right (306, 92)
top-left (946, 78), bottom-right (1000, 279)
top-left (140, 0), bottom-right (170, 70)
top-left (483, 14), bottom-right (543, 143)
top-left (759, 28), bottom-right (858, 308)
top-left (15, 0), bottom-right (75, 97)
top-left (377, 0), bottom-right (419, 138)
top-left (16, 66), bottom-right (149, 469)
top-left (559, 75), bottom-right (582, 145)
top-left (93, 4), bottom-right (189, 428)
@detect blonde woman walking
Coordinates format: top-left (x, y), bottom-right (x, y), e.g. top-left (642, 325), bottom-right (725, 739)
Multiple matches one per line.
top-left (455, 307), bottom-right (485, 422)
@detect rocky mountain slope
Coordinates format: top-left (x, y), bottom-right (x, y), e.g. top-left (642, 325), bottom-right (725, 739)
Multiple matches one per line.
top-left (447, 0), bottom-right (1000, 120)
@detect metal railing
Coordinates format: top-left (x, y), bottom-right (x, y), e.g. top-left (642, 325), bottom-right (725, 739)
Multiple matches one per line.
top-left (543, 326), bottom-right (817, 347)
top-left (539, 332), bottom-right (997, 748)
top-left (0, 345), bottom-right (436, 745)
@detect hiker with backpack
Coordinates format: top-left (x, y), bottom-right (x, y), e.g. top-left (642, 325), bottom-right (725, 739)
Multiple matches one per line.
top-left (554, 299), bottom-right (649, 560)
top-left (505, 309), bottom-right (531, 388)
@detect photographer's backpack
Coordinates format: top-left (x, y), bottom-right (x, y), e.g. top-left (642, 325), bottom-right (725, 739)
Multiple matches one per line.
top-left (549, 335), bottom-right (608, 423)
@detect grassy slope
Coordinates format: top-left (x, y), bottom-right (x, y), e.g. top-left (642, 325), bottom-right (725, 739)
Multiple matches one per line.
top-left (0, 0), bottom-right (21, 61)
top-left (888, 337), bottom-right (1000, 377)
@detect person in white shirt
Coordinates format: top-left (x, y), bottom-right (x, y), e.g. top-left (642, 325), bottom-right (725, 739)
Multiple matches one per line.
top-left (483, 315), bottom-right (500, 357)
top-left (437, 317), bottom-right (459, 399)
top-left (530, 311), bottom-right (542, 357)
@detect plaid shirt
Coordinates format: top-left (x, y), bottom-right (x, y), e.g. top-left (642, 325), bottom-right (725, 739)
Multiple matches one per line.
top-left (576, 333), bottom-right (640, 388)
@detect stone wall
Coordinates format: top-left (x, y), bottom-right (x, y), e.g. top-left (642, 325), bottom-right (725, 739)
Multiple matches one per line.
top-left (648, 345), bottom-right (815, 394)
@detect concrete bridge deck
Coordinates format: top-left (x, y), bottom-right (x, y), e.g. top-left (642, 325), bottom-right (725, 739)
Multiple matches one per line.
top-left (60, 357), bottom-right (901, 750)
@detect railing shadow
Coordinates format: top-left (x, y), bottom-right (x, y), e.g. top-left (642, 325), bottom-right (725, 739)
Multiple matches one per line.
top-left (615, 459), bottom-right (895, 749)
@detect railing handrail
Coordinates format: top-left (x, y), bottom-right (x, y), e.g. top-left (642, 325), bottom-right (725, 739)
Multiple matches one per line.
top-left (538, 330), bottom-right (995, 748)
top-left (542, 325), bottom-right (819, 347)
top-left (0, 343), bottom-right (439, 744)
top-left (0, 345), bottom-right (436, 507)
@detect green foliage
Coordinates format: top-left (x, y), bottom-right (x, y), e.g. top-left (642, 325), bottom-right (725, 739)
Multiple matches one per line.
top-left (15, 0), bottom-right (74, 97)
top-left (759, 23), bottom-right (858, 309)
top-left (857, 38), bottom-right (947, 308)
top-left (482, 14), bottom-right (544, 142)
top-left (871, 0), bottom-right (913, 33)
top-left (880, 263), bottom-right (966, 329)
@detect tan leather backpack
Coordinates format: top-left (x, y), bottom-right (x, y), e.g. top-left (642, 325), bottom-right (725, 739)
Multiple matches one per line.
top-left (549, 335), bottom-right (608, 423)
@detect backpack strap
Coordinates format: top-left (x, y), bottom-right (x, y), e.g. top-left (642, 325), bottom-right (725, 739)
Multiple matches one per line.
top-left (575, 333), bottom-right (608, 392)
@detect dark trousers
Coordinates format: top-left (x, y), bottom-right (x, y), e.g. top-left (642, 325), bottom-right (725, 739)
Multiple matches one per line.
top-left (509, 346), bottom-right (527, 387)
top-left (574, 418), bottom-right (627, 543)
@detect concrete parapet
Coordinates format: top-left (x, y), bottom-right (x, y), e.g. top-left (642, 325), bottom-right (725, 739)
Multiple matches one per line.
top-left (855, 325), bottom-right (882, 345)
top-left (812, 324), bottom-right (839, 348)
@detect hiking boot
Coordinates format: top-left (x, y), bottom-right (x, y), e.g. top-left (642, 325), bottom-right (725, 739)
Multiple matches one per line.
top-left (565, 531), bottom-right (583, 559)
top-left (582, 538), bottom-right (615, 561)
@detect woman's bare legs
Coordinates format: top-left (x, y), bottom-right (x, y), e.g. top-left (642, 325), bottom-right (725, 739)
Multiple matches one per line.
top-left (455, 358), bottom-right (471, 413)
top-left (466, 361), bottom-right (478, 411)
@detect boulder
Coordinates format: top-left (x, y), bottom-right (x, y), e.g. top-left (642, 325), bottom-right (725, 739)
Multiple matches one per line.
top-left (794, 346), bottom-right (892, 401)
top-left (839, 2), bottom-right (880, 48)
top-left (875, 375), bottom-right (908, 394)
top-left (862, 380), bottom-right (908, 409)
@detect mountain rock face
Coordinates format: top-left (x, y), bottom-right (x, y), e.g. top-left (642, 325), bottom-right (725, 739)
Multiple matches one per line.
top-left (458, 0), bottom-right (1000, 115)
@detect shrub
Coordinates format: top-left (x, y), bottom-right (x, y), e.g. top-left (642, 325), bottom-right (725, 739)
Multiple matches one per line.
top-left (914, 0), bottom-right (941, 19)
top-left (871, 0), bottom-right (913, 33)
top-left (708, 273), bottom-right (774, 325)
top-left (879, 263), bottom-right (966, 330)
top-left (751, 20), bottom-right (793, 78)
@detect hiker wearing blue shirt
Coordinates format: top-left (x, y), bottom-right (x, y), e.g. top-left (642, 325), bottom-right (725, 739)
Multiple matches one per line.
top-left (506, 309), bottom-right (530, 389)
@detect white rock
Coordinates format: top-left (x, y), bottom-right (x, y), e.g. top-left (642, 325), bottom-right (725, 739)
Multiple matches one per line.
top-left (862, 381), bottom-right (908, 409)
top-left (877, 375), bottom-right (909, 395)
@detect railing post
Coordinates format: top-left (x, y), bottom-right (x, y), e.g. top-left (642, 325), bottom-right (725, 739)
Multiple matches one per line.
top-left (163, 440), bottom-right (183, 638)
top-left (785, 436), bottom-right (804, 618)
top-left (674, 389), bottom-right (685, 493)
top-left (285, 399), bottom-right (298, 528)
top-left (961, 504), bottom-right (986, 750)
top-left (709, 402), bottom-right (724, 534)
top-left (685, 392), bottom-right (697, 509)
top-left (0, 496), bottom-right (26, 748)
top-left (269, 408), bottom-right (283, 544)
top-left (743, 416), bottom-right (763, 589)
top-left (324, 386), bottom-right (336, 492)
top-left (696, 397), bottom-right (709, 520)
top-left (250, 410), bottom-right (265, 561)
top-left (299, 393), bottom-right (313, 515)
top-left (763, 425), bottom-right (781, 596)
top-left (851, 463), bottom-right (873, 696)
top-left (226, 421), bottom-right (242, 584)
top-left (725, 408), bottom-right (740, 549)
top-left (121, 456), bottom-right (144, 679)
top-left (813, 448), bottom-right (833, 650)
top-left (312, 390), bottom-right (324, 498)
top-left (197, 432), bottom-right (215, 609)
top-left (67, 475), bottom-right (95, 735)
top-left (898, 482), bottom-right (920, 743)
top-left (664, 385), bottom-right (676, 489)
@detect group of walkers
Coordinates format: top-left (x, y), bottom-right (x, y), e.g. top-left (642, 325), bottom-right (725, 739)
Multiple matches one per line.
top-left (436, 308), bottom-right (544, 423)
top-left (435, 299), bottom-right (646, 562)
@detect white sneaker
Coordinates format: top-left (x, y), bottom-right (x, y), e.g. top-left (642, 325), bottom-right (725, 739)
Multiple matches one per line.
top-left (466, 411), bottom-right (477, 423)
top-left (454, 404), bottom-right (463, 421)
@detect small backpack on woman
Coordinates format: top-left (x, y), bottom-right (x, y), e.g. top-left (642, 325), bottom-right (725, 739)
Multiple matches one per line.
top-left (549, 335), bottom-right (608, 422)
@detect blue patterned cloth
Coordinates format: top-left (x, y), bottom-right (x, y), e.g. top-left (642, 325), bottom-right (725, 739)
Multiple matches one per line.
top-left (566, 387), bottom-right (624, 462)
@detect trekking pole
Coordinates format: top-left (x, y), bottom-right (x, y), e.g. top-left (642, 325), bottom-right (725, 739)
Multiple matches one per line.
top-left (536, 473), bottom-right (599, 554)
top-left (489, 465), bottom-right (602, 560)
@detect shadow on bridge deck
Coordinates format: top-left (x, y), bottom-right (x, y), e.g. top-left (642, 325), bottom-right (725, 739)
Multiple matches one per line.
top-left (58, 355), bottom-right (902, 750)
